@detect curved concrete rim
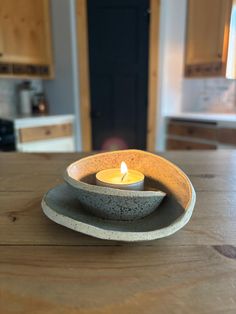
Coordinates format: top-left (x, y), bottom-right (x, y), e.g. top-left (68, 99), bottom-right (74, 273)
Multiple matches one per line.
top-left (64, 149), bottom-right (192, 201)
top-left (41, 181), bottom-right (196, 242)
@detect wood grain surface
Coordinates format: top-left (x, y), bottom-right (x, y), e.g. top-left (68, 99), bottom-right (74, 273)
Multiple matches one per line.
top-left (0, 152), bottom-right (236, 313)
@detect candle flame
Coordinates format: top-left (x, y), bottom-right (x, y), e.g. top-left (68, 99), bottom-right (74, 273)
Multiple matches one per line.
top-left (120, 161), bottom-right (128, 175)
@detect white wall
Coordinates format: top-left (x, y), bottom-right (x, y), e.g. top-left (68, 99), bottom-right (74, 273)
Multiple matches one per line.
top-left (0, 79), bottom-right (43, 117)
top-left (160, 0), bottom-right (187, 116)
top-left (43, 0), bottom-right (82, 150)
top-left (182, 78), bottom-right (236, 113)
top-left (0, 80), bottom-right (18, 116)
top-left (155, 0), bottom-right (187, 150)
top-left (44, 0), bottom-right (74, 115)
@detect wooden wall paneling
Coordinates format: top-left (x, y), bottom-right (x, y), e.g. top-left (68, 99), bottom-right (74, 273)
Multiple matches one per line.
top-left (147, 0), bottom-right (160, 151)
top-left (76, 0), bottom-right (92, 151)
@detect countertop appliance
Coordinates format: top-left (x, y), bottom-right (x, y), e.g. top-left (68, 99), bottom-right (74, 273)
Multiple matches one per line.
top-left (0, 119), bottom-right (15, 151)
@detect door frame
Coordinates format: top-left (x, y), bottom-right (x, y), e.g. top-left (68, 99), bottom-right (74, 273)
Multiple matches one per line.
top-left (76, 0), bottom-right (160, 151)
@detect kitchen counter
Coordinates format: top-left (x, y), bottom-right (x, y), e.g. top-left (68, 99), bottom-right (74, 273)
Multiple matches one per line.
top-left (1, 113), bottom-right (75, 128)
top-left (0, 114), bottom-right (76, 152)
top-left (166, 112), bottom-right (236, 124)
top-left (1, 152), bottom-right (236, 313)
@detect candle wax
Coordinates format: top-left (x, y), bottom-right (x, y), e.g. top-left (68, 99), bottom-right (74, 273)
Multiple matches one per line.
top-left (97, 169), bottom-right (143, 184)
top-left (96, 168), bottom-right (144, 191)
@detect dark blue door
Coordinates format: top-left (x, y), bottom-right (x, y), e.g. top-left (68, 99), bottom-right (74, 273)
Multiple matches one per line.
top-left (88, 0), bottom-right (149, 150)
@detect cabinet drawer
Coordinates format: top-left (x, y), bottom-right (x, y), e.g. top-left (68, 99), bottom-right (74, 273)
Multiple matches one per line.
top-left (167, 138), bottom-right (217, 150)
top-left (168, 121), bottom-right (217, 141)
top-left (218, 128), bottom-right (236, 145)
top-left (19, 123), bottom-right (73, 143)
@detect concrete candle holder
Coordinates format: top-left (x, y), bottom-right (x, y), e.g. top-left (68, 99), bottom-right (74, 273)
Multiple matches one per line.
top-left (64, 150), bottom-right (195, 221)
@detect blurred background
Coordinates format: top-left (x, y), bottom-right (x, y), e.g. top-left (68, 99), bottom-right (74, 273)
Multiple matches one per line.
top-left (0, 0), bottom-right (236, 153)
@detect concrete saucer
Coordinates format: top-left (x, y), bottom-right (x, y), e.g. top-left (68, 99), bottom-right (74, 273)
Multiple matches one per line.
top-left (42, 183), bottom-right (196, 242)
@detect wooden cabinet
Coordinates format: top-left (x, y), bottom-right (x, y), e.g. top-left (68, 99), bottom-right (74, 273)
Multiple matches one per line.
top-left (0, 0), bottom-right (53, 78)
top-left (167, 138), bottom-right (217, 150)
top-left (15, 115), bottom-right (75, 152)
top-left (185, 0), bottom-right (232, 77)
top-left (166, 118), bottom-right (236, 150)
top-left (167, 119), bottom-right (218, 150)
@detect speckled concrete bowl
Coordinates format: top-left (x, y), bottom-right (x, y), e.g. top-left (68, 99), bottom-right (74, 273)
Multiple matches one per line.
top-left (64, 150), bottom-right (193, 221)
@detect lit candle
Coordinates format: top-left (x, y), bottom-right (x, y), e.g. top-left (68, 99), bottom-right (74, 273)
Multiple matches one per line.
top-left (96, 161), bottom-right (144, 191)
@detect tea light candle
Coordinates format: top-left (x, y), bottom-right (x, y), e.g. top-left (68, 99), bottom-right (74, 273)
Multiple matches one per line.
top-left (96, 161), bottom-right (144, 191)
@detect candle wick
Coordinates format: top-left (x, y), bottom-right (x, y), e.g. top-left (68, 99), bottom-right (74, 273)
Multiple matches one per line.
top-left (121, 173), bottom-right (127, 182)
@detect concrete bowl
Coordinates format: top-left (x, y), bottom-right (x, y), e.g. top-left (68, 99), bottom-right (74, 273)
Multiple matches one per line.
top-left (64, 150), bottom-right (195, 221)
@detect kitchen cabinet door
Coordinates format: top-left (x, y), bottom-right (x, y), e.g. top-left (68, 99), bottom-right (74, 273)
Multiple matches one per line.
top-left (0, 0), bottom-right (53, 78)
top-left (185, 0), bottom-right (232, 77)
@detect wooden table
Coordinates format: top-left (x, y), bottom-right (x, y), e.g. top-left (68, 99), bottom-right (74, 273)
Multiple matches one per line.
top-left (1, 152), bottom-right (236, 314)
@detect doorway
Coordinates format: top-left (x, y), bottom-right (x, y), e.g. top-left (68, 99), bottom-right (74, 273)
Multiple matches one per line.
top-left (76, 0), bottom-right (160, 151)
top-left (87, 0), bottom-right (149, 150)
